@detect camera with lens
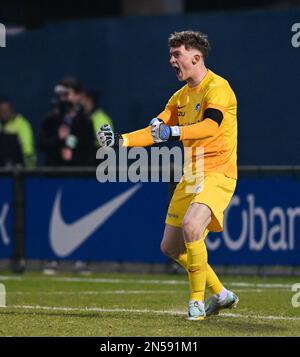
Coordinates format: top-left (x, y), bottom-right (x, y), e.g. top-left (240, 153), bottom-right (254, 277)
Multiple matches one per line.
top-left (50, 84), bottom-right (80, 116)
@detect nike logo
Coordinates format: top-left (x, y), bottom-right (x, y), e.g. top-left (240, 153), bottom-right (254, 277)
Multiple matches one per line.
top-left (0, 203), bottom-right (10, 246)
top-left (50, 184), bottom-right (142, 257)
top-left (177, 105), bottom-right (186, 109)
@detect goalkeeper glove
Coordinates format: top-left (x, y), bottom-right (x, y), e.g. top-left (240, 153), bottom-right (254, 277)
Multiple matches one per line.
top-left (150, 118), bottom-right (180, 143)
top-left (96, 124), bottom-right (123, 147)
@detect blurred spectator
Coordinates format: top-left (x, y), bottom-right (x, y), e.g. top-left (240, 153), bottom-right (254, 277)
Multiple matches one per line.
top-left (39, 76), bottom-right (95, 166)
top-left (0, 132), bottom-right (24, 167)
top-left (40, 77), bottom-right (94, 276)
top-left (81, 89), bottom-right (114, 139)
top-left (0, 97), bottom-right (36, 167)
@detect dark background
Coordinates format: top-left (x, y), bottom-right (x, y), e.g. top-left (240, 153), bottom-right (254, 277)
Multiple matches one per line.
top-left (0, 0), bottom-right (300, 165)
top-left (1, 1), bottom-right (297, 27)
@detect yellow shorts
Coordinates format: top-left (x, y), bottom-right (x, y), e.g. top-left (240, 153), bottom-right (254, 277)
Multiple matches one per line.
top-left (165, 172), bottom-right (237, 232)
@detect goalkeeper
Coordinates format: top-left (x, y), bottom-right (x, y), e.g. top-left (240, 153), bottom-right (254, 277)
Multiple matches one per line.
top-left (97, 31), bottom-right (238, 320)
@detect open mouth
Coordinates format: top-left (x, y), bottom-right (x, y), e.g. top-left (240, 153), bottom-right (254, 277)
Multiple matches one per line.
top-left (173, 66), bottom-right (181, 76)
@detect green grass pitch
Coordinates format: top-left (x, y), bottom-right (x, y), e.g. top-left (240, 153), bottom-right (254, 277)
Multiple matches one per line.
top-left (0, 272), bottom-right (300, 336)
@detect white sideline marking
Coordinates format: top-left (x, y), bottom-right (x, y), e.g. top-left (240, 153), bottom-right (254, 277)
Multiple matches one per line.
top-left (7, 290), bottom-right (184, 295)
top-left (219, 312), bottom-right (300, 321)
top-left (0, 275), bottom-right (295, 289)
top-left (6, 288), bottom-right (285, 295)
top-left (52, 277), bottom-right (294, 289)
top-left (0, 283), bottom-right (6, 307)
top-left (6, 305), bottom-right (184, 316)
top-left (228, 282), bottom-right (293, 289)
top-left (2, 304), bottom-right (300, 321)
top-left (0, 276), bottom-right (22, 281)
top-left (52, 277), bottom-right (188, 285)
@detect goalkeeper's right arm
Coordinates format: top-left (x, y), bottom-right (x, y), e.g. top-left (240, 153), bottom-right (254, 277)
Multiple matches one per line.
top-left (97, 123), bottom-right (155, 148)
top-left (97, 95), bottom-right (179, 148)
top-left (121, 126), bottom-right (154, 147)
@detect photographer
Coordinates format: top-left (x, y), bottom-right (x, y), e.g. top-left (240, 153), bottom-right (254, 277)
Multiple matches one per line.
top-left (39, 76), bottom-right (95, 166)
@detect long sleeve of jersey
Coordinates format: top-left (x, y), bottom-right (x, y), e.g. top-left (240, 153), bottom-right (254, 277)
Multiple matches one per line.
top-left (180, 118), bottom-right (219, 140)
top-left (122, 95), bottom-right (178, 147)
top-left (122, 126), bottom-right (154, 147)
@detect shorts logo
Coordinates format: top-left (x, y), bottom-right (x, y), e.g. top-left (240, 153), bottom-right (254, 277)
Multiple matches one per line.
top-left (194, 185), bottom-right (202, 193)
top-left (195, 103), bottom-right (201, 111)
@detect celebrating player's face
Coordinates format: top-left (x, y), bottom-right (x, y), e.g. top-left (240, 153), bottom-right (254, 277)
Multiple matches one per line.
top-left (169, 45), bottom-right (199, 82)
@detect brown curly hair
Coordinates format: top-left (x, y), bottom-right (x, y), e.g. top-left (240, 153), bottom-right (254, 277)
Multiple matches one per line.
top-left (168, 31), bottom-right (211, 59)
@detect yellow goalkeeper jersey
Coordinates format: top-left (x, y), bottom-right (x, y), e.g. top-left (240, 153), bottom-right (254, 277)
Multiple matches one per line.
top-left (122, 69), bottom-right (238, 179)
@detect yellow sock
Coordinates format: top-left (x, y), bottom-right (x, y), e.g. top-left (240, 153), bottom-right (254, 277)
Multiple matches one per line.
top-left (176, 253), bottom-right (188, 271)
top-left (175, 229), bottom-right (209, 271)
top-left (175, 253), bottom-right (192, 293)
top-left (175, 230), bottom-right (223, 297)
top-left (185, 239), bottom-right (207, 302)
top-left (206, 264), bottom-right (223, 295)
top-left (176, 254), bottom-right (223, 294)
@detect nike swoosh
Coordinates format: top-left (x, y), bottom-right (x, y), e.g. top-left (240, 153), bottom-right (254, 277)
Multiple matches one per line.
top-left (177, 105), bottom-right (186, 109)
top-left (50, 184), bottom-right (142, 257)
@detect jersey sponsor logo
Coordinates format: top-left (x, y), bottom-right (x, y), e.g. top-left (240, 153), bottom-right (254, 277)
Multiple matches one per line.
top-left (195, 103), bottom-right (201, 111)
top-left (50, 184), bottom-right (142, 257)
top-left (179, 119), bottom-right (201, 126)
top-left (178, 111), bottom-right (186, 117)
